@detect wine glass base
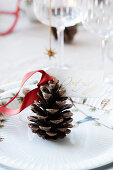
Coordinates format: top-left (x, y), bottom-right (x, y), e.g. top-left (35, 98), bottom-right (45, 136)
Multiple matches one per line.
top-left (44, 65), bottom-right (71, 72)
top-left (104, 75), bottom-right (113, 84)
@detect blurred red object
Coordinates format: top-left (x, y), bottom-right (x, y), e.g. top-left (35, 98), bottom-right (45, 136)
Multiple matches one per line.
top-left (0, 0), bottom-right (20, 36)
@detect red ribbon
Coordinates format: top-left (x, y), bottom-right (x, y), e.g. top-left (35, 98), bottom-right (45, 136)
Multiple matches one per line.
top-left (0, 70), bottom-right (53, 115)
top-left (0, 0), bottom-right (20, 36)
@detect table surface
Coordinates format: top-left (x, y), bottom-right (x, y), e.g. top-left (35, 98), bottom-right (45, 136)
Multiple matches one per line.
top-left (0, 14), bottom-right (104, 85)
top-left (0, 15), bottom-right (113, 170)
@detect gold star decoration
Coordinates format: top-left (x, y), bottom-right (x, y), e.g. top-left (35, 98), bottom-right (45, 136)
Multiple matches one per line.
top-left (45, 0), bottom-right (56, 60)
top-left (46, 48), bottom-right (56, 59)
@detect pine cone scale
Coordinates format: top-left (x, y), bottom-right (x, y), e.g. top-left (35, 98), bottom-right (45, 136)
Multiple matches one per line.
top-left (46, 131), bottom-right (57, 136)
top-left (65, 118), bottom-right (73, 124)
top-left (31, 104), bottom-right (45, 114)
top-left (56, 100), bottom-right (66, 106)
top-left (62, 111), bottom-right (73, 117)
top-left (39, 126), bottom-right (51, 131)
top-left (46, 109), bottom-right (59, 114)
top-left (58, 127), bottom-right (68, 132)
top-left (50, 118), bottom-right (64, 124)
top-left (60, 104), bottom-right (73, 111)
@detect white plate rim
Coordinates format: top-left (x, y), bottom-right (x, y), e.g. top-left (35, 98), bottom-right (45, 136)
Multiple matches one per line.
top-left (0, 82), bottom-right (113, 170)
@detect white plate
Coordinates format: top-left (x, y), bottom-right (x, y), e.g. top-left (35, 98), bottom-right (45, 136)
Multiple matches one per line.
top-left (0, 83), bottom-right (113, 170)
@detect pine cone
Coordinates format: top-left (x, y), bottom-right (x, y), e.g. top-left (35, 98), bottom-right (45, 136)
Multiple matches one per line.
top-left (52, 25), bottom-right (77, 43)
top-left (0, 113), bottom-right (5, 142)
top-left (28, 80), bottom-right (73, 141)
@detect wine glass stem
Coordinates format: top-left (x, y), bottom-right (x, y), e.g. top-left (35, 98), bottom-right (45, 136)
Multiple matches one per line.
top-left (57, 26), bottom-right (65, 67)
top-left (101, 38), bottom-right (109, 80)
top-left (101, 38), bottom-right (108, 61)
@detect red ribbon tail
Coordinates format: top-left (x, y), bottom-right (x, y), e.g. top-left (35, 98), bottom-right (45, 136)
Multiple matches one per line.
top-left (0, 70), bottom-right (53, 115)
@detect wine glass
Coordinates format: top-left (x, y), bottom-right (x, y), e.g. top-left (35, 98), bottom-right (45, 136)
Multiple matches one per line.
top-left (0, 0), bottom-right (20, 36)
top-left (34, 0), bottom-right (83, 68)
top-left (83, 0), bottom-right (113, 82)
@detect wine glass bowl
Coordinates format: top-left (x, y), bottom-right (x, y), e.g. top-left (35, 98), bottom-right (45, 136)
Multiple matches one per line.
top-left (34, 0), bottom-right (83, 68)
top-left (83, 0), bottom-right (113, 83)
top-left (84, 0), bottom-right (113, 38)
top-left (34, 0), bottom-right (82, 28)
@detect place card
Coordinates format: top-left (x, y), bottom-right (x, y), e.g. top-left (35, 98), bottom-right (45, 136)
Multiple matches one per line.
top-left (47, 68), bottom-right (104, 97)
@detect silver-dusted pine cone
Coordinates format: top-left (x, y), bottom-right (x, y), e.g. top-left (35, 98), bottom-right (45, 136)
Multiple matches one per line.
top-left (28, 80), bottom-right (73, 141)
top-left (0, 113), bottom-right (5, 128)
top-left (0, 113), bottom-right (5, 142)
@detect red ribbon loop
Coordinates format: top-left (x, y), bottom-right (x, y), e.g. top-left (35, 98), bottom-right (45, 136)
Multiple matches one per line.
top-left (0, 70), bottom-right (53, 115)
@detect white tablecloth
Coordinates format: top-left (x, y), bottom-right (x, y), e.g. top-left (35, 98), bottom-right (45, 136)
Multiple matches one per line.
top-left (0, 15), bottom-right (108, 85)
